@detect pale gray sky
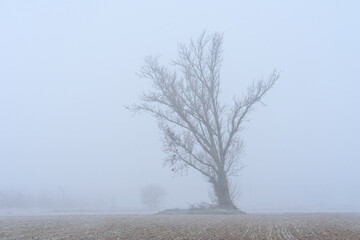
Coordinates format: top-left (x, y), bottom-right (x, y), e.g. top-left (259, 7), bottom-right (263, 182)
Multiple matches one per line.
top-left (1, 0), bottom-right (359, 212)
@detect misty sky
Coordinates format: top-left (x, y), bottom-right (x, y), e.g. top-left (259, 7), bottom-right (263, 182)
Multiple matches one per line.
top-left (1, 0), bottom-right (359, 211)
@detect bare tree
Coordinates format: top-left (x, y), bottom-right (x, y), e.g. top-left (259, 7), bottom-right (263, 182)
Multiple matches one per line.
top-left (141, 184), bottom-right (166, 210)
top-left (131, 32), bottom-right (279, 210)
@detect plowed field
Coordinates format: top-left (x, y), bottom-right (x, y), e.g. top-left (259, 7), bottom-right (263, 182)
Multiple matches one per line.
top-left (1, 213), bottom-right (359, 239)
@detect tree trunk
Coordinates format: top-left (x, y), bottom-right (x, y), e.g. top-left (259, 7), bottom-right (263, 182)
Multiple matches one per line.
top-left (213, 172), bottom-right (237, 210)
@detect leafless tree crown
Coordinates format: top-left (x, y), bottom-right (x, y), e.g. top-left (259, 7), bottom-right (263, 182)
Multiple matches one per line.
top-left (131, 32), bottom-right (279, 185)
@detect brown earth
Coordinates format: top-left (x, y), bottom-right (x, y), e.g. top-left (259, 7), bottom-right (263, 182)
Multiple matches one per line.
top-left (0, 213), bottom-right (359, 239)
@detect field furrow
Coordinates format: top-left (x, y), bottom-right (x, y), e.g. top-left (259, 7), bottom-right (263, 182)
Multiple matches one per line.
top-left (0, 213), bottom-right (359, 239)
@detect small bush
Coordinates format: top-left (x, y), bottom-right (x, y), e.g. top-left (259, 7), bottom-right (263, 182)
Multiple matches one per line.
top-left (188, 202), bottom-right (217, 210)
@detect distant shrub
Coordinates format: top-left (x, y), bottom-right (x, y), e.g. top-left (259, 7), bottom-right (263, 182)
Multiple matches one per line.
top-left (188, 202), bottom-right (217, 210)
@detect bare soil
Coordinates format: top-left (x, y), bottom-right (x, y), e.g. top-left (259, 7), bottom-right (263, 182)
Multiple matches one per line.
top-left (0, 213), bottom-right (359, 239)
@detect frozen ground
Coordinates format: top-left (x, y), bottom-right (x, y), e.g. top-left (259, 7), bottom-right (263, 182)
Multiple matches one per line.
top-left (0, 213), bottom-right (359, 239)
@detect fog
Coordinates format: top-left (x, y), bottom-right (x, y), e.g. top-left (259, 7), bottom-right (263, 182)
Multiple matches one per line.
top-left (1, 0), bottom-right (359, 213)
